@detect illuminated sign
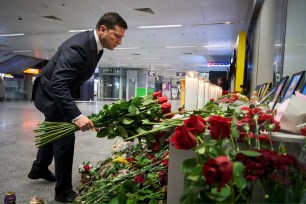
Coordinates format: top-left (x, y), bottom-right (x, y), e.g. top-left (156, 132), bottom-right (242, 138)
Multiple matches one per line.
top-left (23, 68), bottom-right (39, 74)
top-left (176, 72), bottom-right (186, 77)
top-left (148, 71), bottom-right (155, 76)
top-left (207, 62), bottom-right (230, 67)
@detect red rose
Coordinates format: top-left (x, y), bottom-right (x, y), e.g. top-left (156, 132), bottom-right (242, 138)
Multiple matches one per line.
top-left (134, 174), bottom-right (145, 183)
top-left (202, 156), bottom-right (233, 191)
top-left (210, 98), bottom-right (215, 102)
top-left (158, 171), bottom-right (168, 186)
top-left (153, 91), bottom-right (162, 99)
top-left (161, 102), bottom-right (171, 114)
top-left (300, 127), bottom-right (306, 136)
top-left (184, 115), bottom-right (206, 134)
top-left (170, 126), bottom-right (197, 150)
top-left (161, 158), bottom-right (169, 166)
top-left (126, 157), bottom-right (136, 163)
top-left (258, 134), bottom-right (272, 144)
top-left (158, 96), bottom-right (168, 104)
top-left (208, 115), bottom-right (231, 140)
top-left (147, 154), bottom-right (155, 159)
top-left (152, 141), bottom-right (160, 152)
top-left (222, 90), bottom-right (229, 95)
top-left (84, 165), bottom-right (91, 172)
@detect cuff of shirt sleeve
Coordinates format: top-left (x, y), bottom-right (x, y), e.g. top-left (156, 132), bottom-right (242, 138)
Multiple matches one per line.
top-left (72, 114), bottom-right (83, 123)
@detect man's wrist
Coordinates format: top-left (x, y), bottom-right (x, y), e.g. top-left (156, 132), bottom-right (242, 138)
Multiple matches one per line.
top-left (72, 114), bottom-right (83, 123)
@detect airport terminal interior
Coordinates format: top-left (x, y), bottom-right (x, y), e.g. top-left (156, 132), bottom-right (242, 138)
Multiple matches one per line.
top-left (0, 0), bottom-right (306, 203)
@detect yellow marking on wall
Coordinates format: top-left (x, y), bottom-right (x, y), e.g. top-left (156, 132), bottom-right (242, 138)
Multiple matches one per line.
top-left (180, 79), bottom-right (185, 108)
top-left (235, 32), bottom-right (246, 92)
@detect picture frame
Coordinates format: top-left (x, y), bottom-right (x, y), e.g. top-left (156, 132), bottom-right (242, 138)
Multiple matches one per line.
top-left (259, 82), bottom-right (271, 100)
top-left (257, 87), bottom-right (276, 105)
top-left (301, 83), bottom-right (306, 95)
top-left (270, 76), bottom-right (289, 110)
top-left (281, 71), bottom-right (305, 103)
top-left (257, 83), bottom-right (265, 99)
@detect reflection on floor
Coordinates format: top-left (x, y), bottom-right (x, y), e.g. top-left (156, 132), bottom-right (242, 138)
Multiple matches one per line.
top-left (0, 99), bottom-right (180, 203)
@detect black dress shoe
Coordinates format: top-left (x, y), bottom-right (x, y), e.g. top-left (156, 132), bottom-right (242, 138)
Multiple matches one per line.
top-left (55, 189), bottom-right (78, 203)
top-left (28, 170), bottom-right (56, 182)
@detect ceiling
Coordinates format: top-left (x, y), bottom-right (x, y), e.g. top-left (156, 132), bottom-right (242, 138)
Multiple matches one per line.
top-left (0, 0), bottom-right (253, 74)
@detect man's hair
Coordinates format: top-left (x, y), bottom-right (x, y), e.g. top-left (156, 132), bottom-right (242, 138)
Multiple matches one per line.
top-left (96, 12), bottom-right (128, 30)
top-left (218, 77), bottom-right (225, 82)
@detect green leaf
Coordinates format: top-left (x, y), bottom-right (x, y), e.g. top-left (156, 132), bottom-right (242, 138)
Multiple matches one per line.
top-left (195, 145), bottom-right (206, 154)
top-left (231, 127), bottom-right (240, 139)
top-left (181, 158), bottom-right (198, 173)
top-left (126, 197), bottom-right (136, 204)
top-left (233, 161), bottom-right (246, 191)
top-left (186, 174), bottom-right (201, 181)
top-left (148, 198), bottom-right (159, 204)
top-left (239, 150), bottom-right (262, 157)
top-left (96, 128), bottom-right (108, 138)
top-left (144, 134), bottom-right (155, 143)
top-left (122, 117), bottom-right (134, 125)
top-left (110, 103), bottom-right (121, 112)
top-left (116, 126), bottom-right (128, 138)
top-left (179, 185), bottom-right (204, 204)
top-left (128, 105), bottom-right (139, 115)
top-left (107, 124), bottom-right (115, 134)
top-left (210, 186), bottom-right (231, 202)
top-left (136, 127), bottom-right (147, 134)
top-left (141, 119), bottom-right (151, 124)
top-left (208, 145), bottom-right (219, 158)
top-left (109, 197), bottom-right (119, 204)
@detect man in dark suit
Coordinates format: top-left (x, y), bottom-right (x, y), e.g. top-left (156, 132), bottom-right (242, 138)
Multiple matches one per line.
top-left (28, 12), bottom-right (128, 203)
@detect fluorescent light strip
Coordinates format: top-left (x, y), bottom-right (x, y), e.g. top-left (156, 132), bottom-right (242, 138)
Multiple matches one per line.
top-left (115, 47), bottom-right (140, 50)
top-left (138, 24), bottom-right (182, 29)
top-left (113, 58), bottom-right (133, 60)
top-left (69, 29), bottom-right (93, 33)
top-left (13, 49), bottom-right (32, 53)
top-left (203, 45), bottom-right (232, 48)
top-left (0, 33), bottom-right (25, 37)
top-left (165, 45), bottom-right (197, 48)
top-left (137, 58), bottom-right (160, 60)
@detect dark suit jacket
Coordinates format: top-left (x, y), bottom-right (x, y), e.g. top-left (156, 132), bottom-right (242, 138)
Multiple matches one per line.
top-left (32, 30), bottom-right (102, 121)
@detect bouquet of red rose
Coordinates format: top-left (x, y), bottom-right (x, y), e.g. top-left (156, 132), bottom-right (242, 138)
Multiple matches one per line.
top-left (34, 91), bottom-right (173, 148)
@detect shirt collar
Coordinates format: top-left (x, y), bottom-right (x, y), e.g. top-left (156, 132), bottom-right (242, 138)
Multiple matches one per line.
top-left (94, 29), bottom-right (103, 53)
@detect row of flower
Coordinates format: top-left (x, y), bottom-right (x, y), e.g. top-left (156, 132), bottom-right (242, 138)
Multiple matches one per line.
top-left (75, 91), bottom-right (306, 203)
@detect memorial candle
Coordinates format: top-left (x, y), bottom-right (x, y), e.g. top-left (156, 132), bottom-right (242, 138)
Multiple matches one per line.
top-left (185, 71), bottom-right (199, 110)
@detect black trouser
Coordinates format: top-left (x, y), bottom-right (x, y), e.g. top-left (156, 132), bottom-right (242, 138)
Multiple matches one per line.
top-left (31, 132), bottom-right (75, 194)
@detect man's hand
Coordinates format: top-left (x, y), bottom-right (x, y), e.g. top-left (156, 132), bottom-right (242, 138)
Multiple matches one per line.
top-left (74, 115), bottom-right (94, 132)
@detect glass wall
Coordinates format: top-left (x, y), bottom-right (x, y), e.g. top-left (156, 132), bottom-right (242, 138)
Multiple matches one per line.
top-left (283, 0), bottom-right (306, 77)
top-left (97, 67), bottom-right (126, 100)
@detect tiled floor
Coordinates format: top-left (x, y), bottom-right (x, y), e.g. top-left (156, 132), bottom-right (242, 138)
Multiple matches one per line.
top-left (0, 99), bottom-right (180, 203)
top-left (0, 101), bottom-right (125, 203)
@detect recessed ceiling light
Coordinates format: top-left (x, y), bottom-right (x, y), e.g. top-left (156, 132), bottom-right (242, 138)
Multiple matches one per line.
top-left (137, 57), bottom-right (160, 60)
top-left (68, 29), bottom-right (93, 33)
top-left (115, 47), bottom-right (140, 50)
top-left (12, 49), bottom-right (32, 52)
top-left (138, 25), bottom-right (182, 29)
top-left (165, 45), bottom-right (197, 48)
top-left (203, 45), bottom-right (232, 48)
top-left (0, 33), bottom-right (25, 37)
top-left (113, 58), bottom-right (133, 60)
top-left (192, 21), bottom-right (243, 26)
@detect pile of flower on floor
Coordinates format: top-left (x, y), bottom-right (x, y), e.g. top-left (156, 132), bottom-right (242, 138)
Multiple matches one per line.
top-left (40, 91), bottom-right (306, 203)
top-left (76, 139), bottom-right (169, 204)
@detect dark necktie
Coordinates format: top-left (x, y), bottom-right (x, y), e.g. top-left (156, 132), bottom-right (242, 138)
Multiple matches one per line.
top-left (95, 49), bottom-right (103, 66)
top-left (97, 49), bottom-right (103, 61)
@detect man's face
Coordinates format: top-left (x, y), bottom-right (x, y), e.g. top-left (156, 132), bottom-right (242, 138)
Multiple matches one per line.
top-left (98, 25), bottom-right (125, 50)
